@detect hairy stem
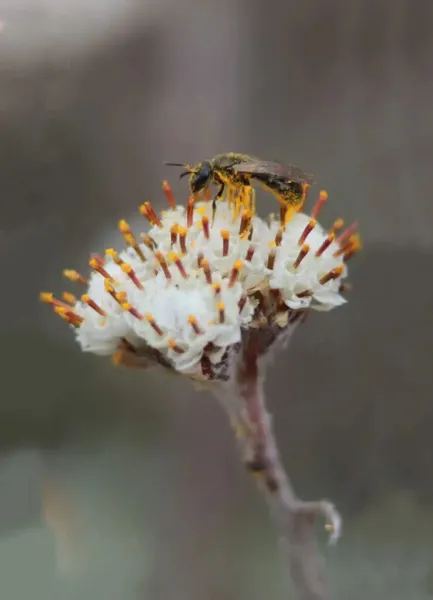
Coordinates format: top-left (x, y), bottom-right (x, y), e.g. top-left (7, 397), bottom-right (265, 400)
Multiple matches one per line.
top-left (216, 329), bottom-right (340, 600)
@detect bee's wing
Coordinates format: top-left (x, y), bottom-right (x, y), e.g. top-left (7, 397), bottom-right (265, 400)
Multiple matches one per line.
top-left (233, 160), bottom-right (315, 184)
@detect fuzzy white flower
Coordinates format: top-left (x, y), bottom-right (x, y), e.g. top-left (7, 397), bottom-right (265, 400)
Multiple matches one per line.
top-left (41, 182), bottom-right (360, 380)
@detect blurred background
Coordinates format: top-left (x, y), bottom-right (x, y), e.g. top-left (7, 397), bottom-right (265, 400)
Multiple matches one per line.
top-left (1, 0), bottom-right (433, 598)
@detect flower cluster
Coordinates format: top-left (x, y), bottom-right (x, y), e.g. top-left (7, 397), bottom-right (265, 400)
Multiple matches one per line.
top-left (41, 182), bottom-right (360, 381)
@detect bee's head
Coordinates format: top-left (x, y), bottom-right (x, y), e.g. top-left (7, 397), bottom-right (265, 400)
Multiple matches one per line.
top-left (187, 161), bottom-right (213, 193)
top-left (164, 160), bottom-right (213, 194)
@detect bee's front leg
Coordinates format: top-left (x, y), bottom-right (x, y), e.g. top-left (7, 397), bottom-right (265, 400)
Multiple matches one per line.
top-left (212, 184), bottom-right (225, 224)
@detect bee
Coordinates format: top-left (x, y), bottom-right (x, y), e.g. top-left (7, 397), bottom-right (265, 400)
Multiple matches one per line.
top-left (165, 152), bottom-right (314, 221)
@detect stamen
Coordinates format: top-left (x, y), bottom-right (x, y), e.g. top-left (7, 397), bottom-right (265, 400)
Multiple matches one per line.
top-left (104, 279), bottom-right (124, 304)
top-left (315, 233), bottom-right (335, 257)
top-left (228, 260), bottom-right (243, 288)
top-left (121, 302), bottom-right (143, 320)
top-left (105, 248), bottom-right (122, 266)
top-left (202, 216), bottom-right (210, 239)
top-left (239, 210), bottom-right (251, 238)
top-left (336, 222), bottom-right (358, 245)
top-left (293, 244), bottom-right (310, 268)
top-left (121, 263), bottom-right (144, 289)
top-left (311, 190), bottom-right (328, 219)
top-left (238, 294), bottom-right (247, 313)
top-left (170, 224), bottom-right (179, 245)
top-left (275, 227), bottom-right (283, 247)
top-left (40, 292), bottom-right (71, 310)
top-left (169, 252), bottom-right (188, 279)
top-left (217, 301), bottom-right (225, 323)
top-left (188, 315), bottom-right (204, 335)
top-left (330, 218), bottom-right (344, 235)
top-left (119, 220), bottom-right (146, 262)
top-left (246, 246), bottom-right (255, 262)
top-left (178, 227), bottom-right (188, 255)
top-left (155, 252), bottom-right (171, 280)
top-left (197, 252), bottom-right (204, 268)
top-left (81, 294), bottom-right (106, 316)
top-left (319, 265), bottom-right (344, 285)
top-left (212, 283), bottom-right (221, 296)
top-left (89, 257), bottom-right (112, 279)
top-left (63, 270), bottom-right (88, 285)
top-left (201, 258), bottom-right (212, 284)
top-left (186, 196), bottom-right (195, 227)
top-left (220, 230), bottom-right (230, 257)
top-left (53, 306), bottom-right (83, 327)
top-left (267, 247), bottom-right (276, 270)
top-left (298, 219), bottom-right (317, 246)
top-left (62, 292), bottom-right (77, 305)
top-left (140, 233), bottom-right (156, 251)
top-left (168, 339), bottom-right (185, 354)
top-left (279, 204), bottom-right (287, 226)
top-left (145, 313), bottom-right (164, 336)
top-left (139, 202), bottom-right (162, 227)
top-left (162, 180), bottom-right (176, 210)
top-left (297, 289), bottom-right (314, 298)
top-left (333, 233), bottom-right (361, 258)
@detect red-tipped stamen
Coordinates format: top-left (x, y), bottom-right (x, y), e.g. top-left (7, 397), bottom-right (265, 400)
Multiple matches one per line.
top-left (40, 292), bottom-right (72, 311)
top-left (217, 301), bottom-right (225, 323)
top-left (121, 302), bottom-right (143, 320)
top-left (293, 244), bottom-right (310, 268)
top-left (275, 227), bottom-right (283, 247)
top-left (169, 252), bottom-right (188, 279)
top-left (105, 248), bottom-right (122, 266)
top-left (213, 283), bottom-right (221, 296)
top-left (82, 294), bottom-right (106, 316)
top-left (296, 289), bottom-right (314, 298)
top-left (246, 246), bottom-right (255, 262)
top-left (53, 305), bottom-right (83, 327)
top-left (202, 216), bottom-right (210, 239)
top-left (123, 232), bottom-right (146, 262)
top-left (104, 279), bottom-right (123, 305)
top-left (145, 313), bottom-right (164, 336)
top-left (336, 222), bottom-right (358, 245)
top-left (89, 257), bottom-right (112, 280)
top-left (267, 247), bottom-right (276, 271)
top-left (220, 230), bottom-right (230, 257)
top-left (178, 226), bottom-right (188, 255)
top-left (311, 190), bottom-right (328, 219)
top-left (315, 233), bottom-right (335, 257)
top-left (298, 219), bottom-right (317, 246)
top-left (121, 263), bottom-right (143, 289)
top-left (168, 339), bottom-right (185, 354)
top-left (186, 196), bottom-right (195, 227)
top-left (238, 294), bottom-right (247, 314)
top-left (329, 218), bottom-right (344, 235)
top-left (170, 224), bottom-right (179, 246)
top-left (63, 270), bottom-right (88, 285)
top-left (140, 202), bottom-right (162, 227)
top-left (201, 258), bottom-right (212, 284)
top-left (155, 252), bottom-right (171, 280)
top-left (228, 260), bottom-right (243, 288)
top-left (162, 180), bottom-right (176, 210)
top-left (62, 292), bottom-right (77, 306)
top-left (188, 315), bottom-right (204, 335)
top-left (319, 265), bottom-right (344, 285)
top-left (197, 252), bottom-right (204, 268)
top-left (140, 233), bottom-right (156, 251)
top-left (239, 210), bottom-right (252, 238)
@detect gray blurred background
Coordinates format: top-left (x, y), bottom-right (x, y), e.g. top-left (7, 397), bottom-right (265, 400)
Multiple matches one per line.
top-left (1, 0), bottom-right (433, 598)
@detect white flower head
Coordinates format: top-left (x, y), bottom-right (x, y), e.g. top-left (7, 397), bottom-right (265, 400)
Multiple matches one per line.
top-left (41, 182), bottom-right (360, 381)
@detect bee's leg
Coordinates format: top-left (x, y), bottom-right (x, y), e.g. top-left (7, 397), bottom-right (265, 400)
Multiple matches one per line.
top-left (212, 184), bottom-right (225, 224)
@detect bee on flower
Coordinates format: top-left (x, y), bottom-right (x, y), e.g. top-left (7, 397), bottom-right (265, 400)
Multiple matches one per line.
top-left (41, 177), bottom-right (360, 382)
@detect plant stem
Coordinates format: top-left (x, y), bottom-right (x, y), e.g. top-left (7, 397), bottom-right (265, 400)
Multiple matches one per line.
top-left (216, 329), bottom-right (340, 600)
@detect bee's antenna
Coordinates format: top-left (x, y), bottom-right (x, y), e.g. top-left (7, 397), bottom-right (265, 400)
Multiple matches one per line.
top-left (164, 162), bottom-right (195, 179)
